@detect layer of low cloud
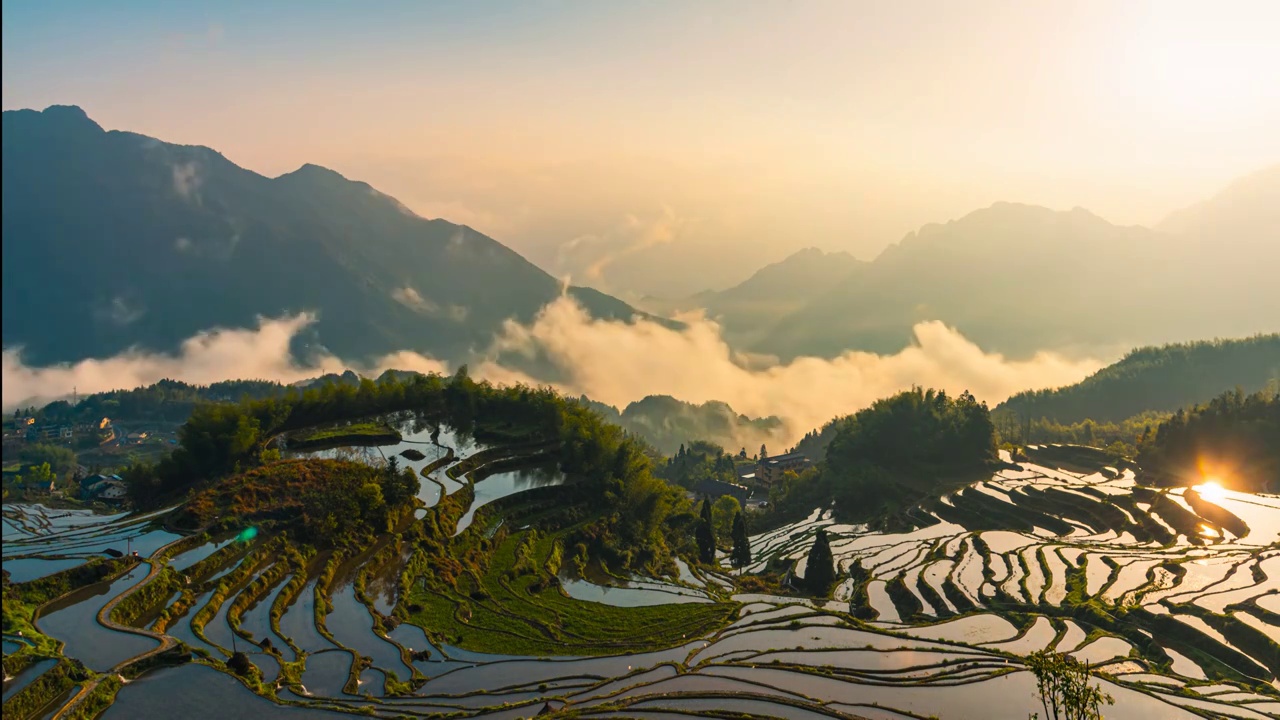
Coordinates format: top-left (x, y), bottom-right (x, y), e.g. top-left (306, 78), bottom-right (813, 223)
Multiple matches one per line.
top-left (1, 314), bottom-right (446, 410)
top-left (3, 298), bottom-right (1101, 446)
top-left (476, 297), bottom-right (1102, 443)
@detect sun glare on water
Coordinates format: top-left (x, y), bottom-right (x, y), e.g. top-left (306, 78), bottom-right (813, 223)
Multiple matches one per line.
top-left (1194, 479), bottom-right (1227, 503)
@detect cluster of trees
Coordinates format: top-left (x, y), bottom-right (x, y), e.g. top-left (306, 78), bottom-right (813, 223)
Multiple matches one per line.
top-left (793, 425), bottom-right (837, 461)
top-left (693, 498), bottom-right (752, 569)
top-left (165, 456), bottom-right (409, 541)
top-left (123, 369), bottom-right (554, 500)
top-left (25, 378), bottom-right (288, 425)
top-left (14, 443), bottom-right (77, 476)
top-left (126, 368), bottom-right (689, 571)
top-left (3, 444), bottom-right (81, 498)
top-left (1137, 388), bottom-right (1280, 493)
top-left (825, 387), bottom-right (995, 470)
top-left (999, 335), bottom-right (1279, 425)
top-left (657, 441), bottom-right (742, 488)
top-left (766, 388), bottom-right (998, 526)
top-left (991, 409), bottom-right (1169, 460)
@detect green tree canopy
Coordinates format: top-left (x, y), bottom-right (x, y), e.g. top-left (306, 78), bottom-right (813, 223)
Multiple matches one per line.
top-left (712, 495), bottom-right (741, 543)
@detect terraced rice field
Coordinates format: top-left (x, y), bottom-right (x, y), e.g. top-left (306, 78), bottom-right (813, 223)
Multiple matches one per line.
top-left (4, 440), bottom-right (1277, 718)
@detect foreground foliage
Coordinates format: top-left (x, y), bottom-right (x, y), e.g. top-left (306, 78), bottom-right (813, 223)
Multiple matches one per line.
top-left (1025, 650), bottom-right (1114, 720)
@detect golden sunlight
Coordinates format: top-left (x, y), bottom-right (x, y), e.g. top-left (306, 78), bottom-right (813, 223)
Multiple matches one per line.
top-left (1194, 479), bottom-right (1228, 503)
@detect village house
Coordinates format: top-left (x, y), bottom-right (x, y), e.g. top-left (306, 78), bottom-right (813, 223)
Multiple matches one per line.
top-left (755, 451), bottom-right (812, 486)
top-left (80, 473), bottom-right (127, 501)
top-left (28, 424), bottom-right (73, 441)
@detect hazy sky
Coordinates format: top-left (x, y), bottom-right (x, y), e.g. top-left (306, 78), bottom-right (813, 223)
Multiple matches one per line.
top-left (4, 1), bottom-right (1278, 298)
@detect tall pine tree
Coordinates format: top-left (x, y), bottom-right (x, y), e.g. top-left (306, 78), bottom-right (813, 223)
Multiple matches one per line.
top-left (730, 511), bottom-right (751, 568)
top-left (696, 498), bottom-right (716, 564)
top-left (804, 528), bottom-right (836, 596)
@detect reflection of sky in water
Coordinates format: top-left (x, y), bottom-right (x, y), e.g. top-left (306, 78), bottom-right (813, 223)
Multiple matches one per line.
top-left (8, 453), bottom-right (1270, 719)
top-left (454, 465), bottom-right (564, 535)
top-left (37, 564), bottom-right (159, 671)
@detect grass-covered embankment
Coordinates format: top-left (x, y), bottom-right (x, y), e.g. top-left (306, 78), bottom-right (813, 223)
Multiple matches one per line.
top-left (403, 529), bottom-right (736, 656)
top-left (1, 658), bottom-right (92, 720)
top-left (286, 421), bottom-right (401, 450)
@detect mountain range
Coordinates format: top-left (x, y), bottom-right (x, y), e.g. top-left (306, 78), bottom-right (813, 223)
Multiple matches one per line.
top-left (1, 105), bottom-right (655, 367)
top-left (662, 166), bottom-right (1280, 360)
top-left (3, 105), bottom-right (1277, 371)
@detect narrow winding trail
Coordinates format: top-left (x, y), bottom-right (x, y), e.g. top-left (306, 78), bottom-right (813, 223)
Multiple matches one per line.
top-left (51, 536), bottom-right (187, 719)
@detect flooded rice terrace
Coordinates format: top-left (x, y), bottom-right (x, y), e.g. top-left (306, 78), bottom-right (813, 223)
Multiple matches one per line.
top-left (4, 431), bottom-right (1278, 719)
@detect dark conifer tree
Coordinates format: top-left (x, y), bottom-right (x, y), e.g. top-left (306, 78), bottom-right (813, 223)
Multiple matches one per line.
top-left (696, 497), bottom-right (716, 564)
top-left (730, 511), bottom-right (751, 568)
top-left (804, 528), bottom-right (836, 595)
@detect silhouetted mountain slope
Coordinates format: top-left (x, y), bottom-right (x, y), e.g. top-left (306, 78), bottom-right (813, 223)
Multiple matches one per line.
top-left (638, 248), bottom-right (863, 344)
top-left (753, 192), bottom-right (1280, 359)
top-left (1159, 164), bottom-right (1280, 240)
top-left (997, 335), bottom-right (1280, 424)
top-left (1, 105), bottom-right (656, 366)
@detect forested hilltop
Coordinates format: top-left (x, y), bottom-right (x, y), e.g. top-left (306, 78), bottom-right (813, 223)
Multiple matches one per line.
top-left (10, 378), bottom-right (289, 425)
top-left (998, 335), bottom-right (1280, 424)
top-left (119, 369), bottom-right (688, 573)
top-left (765, 387), bottom-right (998, 529)
top-left (1137, 388), bottom-right (1280, 493)
top-left (581, 394), bottom-right (784, 455)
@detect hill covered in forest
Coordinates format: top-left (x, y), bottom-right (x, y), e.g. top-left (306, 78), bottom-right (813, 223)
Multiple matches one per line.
top-left (1138, 387), bottom-right (1280, 493)
top-left (997, 335), bottom-right (1280, 424)
top-left (580, 395), bottom-right (784, 456)
top-left (1, 105), bottom-right (658, 368)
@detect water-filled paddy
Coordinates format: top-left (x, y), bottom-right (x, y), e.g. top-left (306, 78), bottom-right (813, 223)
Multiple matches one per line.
top-left (453, 464), bottom-right (563, 535)
top-left (3, 658), bottom-right (57, 702)
top-left (299, 649), bottom-right (354, 697)
top-left (5, 457), bottom-right (1275, 718)
top-left (560, 577), bottom-right (712, 607)
top-left (101, 663), bottom-right (348, 719)
top-left (325, 584), bottom-right (413, 680)
top-left (36, 564), bottom-right (159, 671)
top-left (2, 556), bottom-right (88, 583)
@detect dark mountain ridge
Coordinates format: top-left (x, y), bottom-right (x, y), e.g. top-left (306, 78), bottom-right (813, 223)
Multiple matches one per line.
top-left (996, 334), bottom-right (1280, 425)
top-left (1, 105), bottom-right (657, 367)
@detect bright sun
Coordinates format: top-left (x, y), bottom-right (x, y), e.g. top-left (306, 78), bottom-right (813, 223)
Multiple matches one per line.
top-left (1194, 479), bottom-right (1227, 503)
top-left (1117, 5), bottom-right (1280, 129)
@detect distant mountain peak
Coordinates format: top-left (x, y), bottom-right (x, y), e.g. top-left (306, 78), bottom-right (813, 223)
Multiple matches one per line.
top-left (1158, 162), bottom-right (1280, 236)
top-left (43, 104), bottom-right (96, 121)
top-left (3, 104), bottom-right (104, 134)
top-left (277, 163), bottom-right (349, 183)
